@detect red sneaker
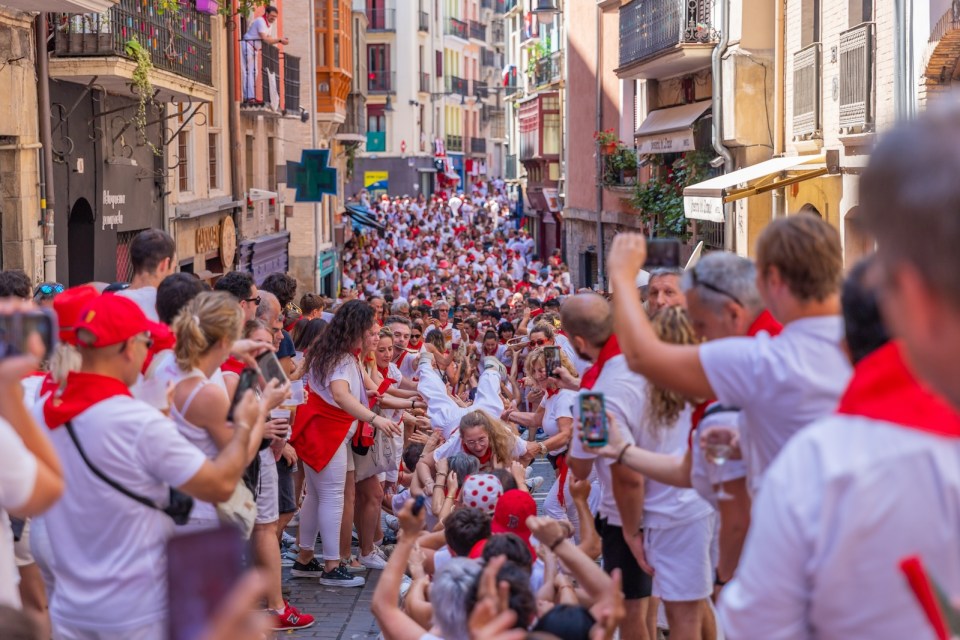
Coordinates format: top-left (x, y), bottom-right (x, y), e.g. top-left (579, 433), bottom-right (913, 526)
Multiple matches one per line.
top-left (273, 601), bottom-right (315, 630)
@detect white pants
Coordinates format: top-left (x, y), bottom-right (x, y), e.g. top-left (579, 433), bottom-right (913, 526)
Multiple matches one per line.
top-left (54, 621), bottom-right (164, 640)
top-left (542, 472), bottom-right (601, 543)
top-left (298, 437), bottom-right (350, 561)
top-left (241, 42), bottom-right (258, 101)
top-left (418, 360), bottom-right (503, 438)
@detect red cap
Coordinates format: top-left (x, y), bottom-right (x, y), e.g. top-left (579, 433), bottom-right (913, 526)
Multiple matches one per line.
top-left (53, 285), bottom-right (100, 345)
top-left (490, 489), bottom-right (537, 555)
top-left (75, 295), bottom-right (166, 348)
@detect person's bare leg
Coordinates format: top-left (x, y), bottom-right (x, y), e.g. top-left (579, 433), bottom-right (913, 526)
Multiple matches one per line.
top-left (620, 598), bottom-right (650, 640)
top-left (646, 595), bottom-right (660, 640)
top-left (340, 469), bottom-right (357, 562)
top-left (18, 563), bottom-right (49, 639)
top-left (663, 600), bottom-right (704, 640)
top-left (700, 599), bottom-right (717, 640)
top-left (252, 521), bottom-right (284, 611)
top-left (355, 475), bottom-right (384, 556)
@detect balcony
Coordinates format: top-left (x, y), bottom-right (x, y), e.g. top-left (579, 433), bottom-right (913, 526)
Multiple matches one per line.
top-left (838, 23), bottom-right (874, 134)
top-left (419, 72), bottom-right (431, 93)
top-left (446, 75), bottom-right (469, 96)
top-left (482, 47), bottom-right (497, 68)
top-left (419, 11), bottom-right (430, 32)
top-left (491, 20), bottom-right (505, 46)
top-left (335, 93), bottom-right (367, 143)
top-left (793, 43), bottom-right (821, 139)
top-left (240, 42), bottom-right (289, 113)
top-left (283, 54), bottom-right (301, 115)
top-left (471, 137), bottom-right (487, 155)
top-left (367, 8), bottom-right (396, 31)
top-left (617, 0), bottom-right (718, 80)
top-left (50, 0), bottom-right (213, 101)
top-left (474, 80), bottom-right (489, 98)
top-left (367, 131), bottom-right (386, 152)
top-left (368, 69), bottom-right (395, 94)
top-left (446, 18), bottom-right (468, 40)
top-left (505, 153), bottom-right (518, 179)
top-left (446, 134), bottom-right (464, 152)
top-left (533, 50), bottom-right (563, 88)
top-left (469, 20), bottom-right (487, 42)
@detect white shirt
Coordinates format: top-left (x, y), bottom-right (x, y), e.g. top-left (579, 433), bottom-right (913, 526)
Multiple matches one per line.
top-left (0, 417), bottom-right (38, 608)
top-left (242, 15), bottom-right (270, 44)
top-left (434, 431), bottom-right (528, 462)
top-left (308, 355), bottom-right (364, 440)
top-left (699, 316), bottom-right (851, 493)
top-left (116, 286), bottom-right (159, 321)
top-left (719, 415), bottom-right (960, 640)
top-left (555, 334), bottom-right (592, 375)
top-left (539, 389), bottom-right (577, 455)
top-left (36, 396), bottom-right (208, 631)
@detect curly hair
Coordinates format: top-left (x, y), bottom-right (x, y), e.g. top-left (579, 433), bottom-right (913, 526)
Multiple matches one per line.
top-left (458, 410), bottom-right (516, 467)
top-left (646, 306), bottom-right (700, 431)
top-left (304, 299), bottom-right (374, 384)
top-left (260, 272), bottom-right (298, 308)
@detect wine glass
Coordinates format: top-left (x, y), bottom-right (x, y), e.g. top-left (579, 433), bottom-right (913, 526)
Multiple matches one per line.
top-left (702, 426), bottom-right (737, 502)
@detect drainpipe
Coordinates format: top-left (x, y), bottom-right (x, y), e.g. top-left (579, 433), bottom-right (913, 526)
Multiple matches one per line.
top-left (893, 0), bottom-right (915, 120)
top-left (771, 0), bottom-right (785, 219)
top-left (226, 0), bottom-right (244, 218)
top-left (36, 13), bottom-right (57, 282)
top-left (711, 0), bottom-right (734, 251)
top-left (594, 3), bottom-right (605, 291)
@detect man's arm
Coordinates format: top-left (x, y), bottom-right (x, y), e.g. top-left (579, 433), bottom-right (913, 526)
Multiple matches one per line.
top-left (371, 500), bottom-right (431, 640)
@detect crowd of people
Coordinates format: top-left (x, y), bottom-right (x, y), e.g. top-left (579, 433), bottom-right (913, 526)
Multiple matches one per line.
top-left (0, 106), bottom-right (958, 640)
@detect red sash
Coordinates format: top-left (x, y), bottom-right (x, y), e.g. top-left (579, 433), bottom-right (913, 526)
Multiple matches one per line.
top-left (580, 335), bottom-right (621, 390)
top-left (554, 453), bottom-right (569, 508)
top-left (290, 389), bottom-right (356, 472)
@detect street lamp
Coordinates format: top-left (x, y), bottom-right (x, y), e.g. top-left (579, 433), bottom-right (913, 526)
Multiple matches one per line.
top-left (385, 96), bottom-right (394, 112)
top-left (532, 0), bottom-right (560, 24)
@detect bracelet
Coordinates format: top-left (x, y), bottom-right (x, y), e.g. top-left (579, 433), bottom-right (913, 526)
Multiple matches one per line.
top-left (548, 537), bottom-right (566, 551)
top-left (616, 443), bottom-right (631, 465)
top-left (411, 399), bottom-right (416, 409)
top-left (714, 570), bottom-right (728, 587)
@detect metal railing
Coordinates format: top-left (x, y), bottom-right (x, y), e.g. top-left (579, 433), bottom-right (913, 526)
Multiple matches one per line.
top-left (342, 94), bottom-right (366, 136)
top-left (248, 41), bottom-right (282, 106)
top-left (482, 47), bottom-right (496, 68)
top-left (471, 137), bottom-right (487, 154)
top-left (446, 75), bottom-right (469, 96)
top-left (469, 20), bottom-right (487, 41)
top-left (367, 8), bottom-right (395, 31)
top-left (792, 43), bottom-right (821, 139)
top-left (618, 0), bottom-right (717, 69)
top-left (491, 20), bottom-right (505, 45)
top-left (419, 10), bottom-right (429, 32)
top-left (505, 153), bottom-right (517, 179)
top-left (367, 131), bottom-right (386, 152)
top-left (446, 17), bottom-right (468, 39)
top-left (474, 80), bottom-right (489, 97)
top-left (419, 71), bottom-right (431, 93)
top-left (446, 134), bottom-right (463, 152)
top-left (534, 50), bottom-right (563, 87)
top-left (283, 54), bottom-right (301, 114)
top-left (368, 69), bottom-right (395, 93)
top-left (51, 0), bottom-right (213, 85)
top-left (838, 23), bottom-right (873, 132)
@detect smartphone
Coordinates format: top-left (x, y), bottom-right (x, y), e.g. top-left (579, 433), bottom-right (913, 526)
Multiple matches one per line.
top-left (0, 309), bottom-right (57, 359)
top-left (430, 308), bottom-right (441, 320)
top-left (227, 367), bottom-right (258, 422)
top-left (412, 494), bottom-right (427, 516)
top-left (167, 526), bottom-right (247, 640)
top-left (256, 350), bottom-right (288, 386)
top-left (543, 346), bottom-right (562, 378)
top-left (579, 392), bottom-right (608, 448)
top-left (644, 238), bottom-right (682, 269)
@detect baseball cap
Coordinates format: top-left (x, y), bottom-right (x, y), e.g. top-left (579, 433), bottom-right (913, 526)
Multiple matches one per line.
top-left (461, 473), bottom-right (503, 514)
top-left (490, 489), bottom-right (537, 555)
top-left (75, 294), bottom-right (166, 348)
top-left (52, 285), bottom-right (100, 345)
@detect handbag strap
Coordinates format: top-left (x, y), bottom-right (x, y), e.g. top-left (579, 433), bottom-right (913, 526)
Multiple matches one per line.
top-left (64, 420), bottom-right (163, 513)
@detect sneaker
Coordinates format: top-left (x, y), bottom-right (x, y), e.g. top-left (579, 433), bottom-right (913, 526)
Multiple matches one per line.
top-left (281, 531), bottom-right (297, 547)
top-left (359, 551), bottom-right (388, 570)
top-left (319, 565), bottom-right (366, 588)
top-left (291, 558), bottom-right (325, 578)
top-left (280, 554), bottom-right (295, 568)
top-left (385, 514), bottom-right (400, 532)
top-left (341, 556), bottom-right (367, 574)
top-left (526, 475), bottom-right (545, 492)
top-left (273, 601), bottom-right (315, 630)
top-left (483, 356), bottom-right (508, 382)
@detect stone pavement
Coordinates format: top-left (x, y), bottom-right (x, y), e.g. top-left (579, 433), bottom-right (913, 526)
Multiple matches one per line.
top-left (279, 455), bottom-right (557, 639)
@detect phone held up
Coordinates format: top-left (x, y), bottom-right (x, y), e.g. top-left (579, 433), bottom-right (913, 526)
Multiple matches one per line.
top-left (256, 350), bottom-right (288, 386)
top-left (579, 391), bottom-right (608, 448)
top-left (543, 346), bottom-right (562, 379)
top-left (227, 368), bottom-right (259, 423)
top-left (644, 238), bottom-right (682, 269)
top-left (0, 308), bottom-right (57, 360)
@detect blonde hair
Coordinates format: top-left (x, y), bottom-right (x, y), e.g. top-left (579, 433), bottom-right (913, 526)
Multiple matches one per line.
top-left (50, 343), bottom-right (81, 388)
top-left (172, 291), bottom-right (243, 372)
top-left (647, 306), bottom-right (700, 430)
top-left (458, 410), bottom-right (515, 467)
top-left (529, 321), bottom-right (556, 340)
top-left (524, 346), bottom-right (576, 378)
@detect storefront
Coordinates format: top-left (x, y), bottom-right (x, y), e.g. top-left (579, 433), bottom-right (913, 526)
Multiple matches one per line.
top-left (317, 249), bottom-right (338, 296)
top-left (172, 197), bottom-right (239, 280)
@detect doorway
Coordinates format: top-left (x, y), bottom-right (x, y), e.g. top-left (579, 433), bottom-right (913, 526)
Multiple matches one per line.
top-left (67, 198), bottom-right (95, 285)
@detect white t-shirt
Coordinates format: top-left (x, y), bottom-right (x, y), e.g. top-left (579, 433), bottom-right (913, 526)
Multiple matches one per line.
top-left (0, 417), bottom-right (38, 608)
top-left (699, 316), bottom-right (851, 494)
top-left (242, 15), bottom-right (270, 45)
top-left (719, 415), bottom-right (960, 640)
top-left (539, 389), bottom-right (577, 455)
top-left (116, 286), bottom-right (159, 322)
top-left (36, 396), bottom-right (207, 632)
top-left (555, 334), bottom-right (592, 376)
top-left (307, 354), bottom-right (364, 440)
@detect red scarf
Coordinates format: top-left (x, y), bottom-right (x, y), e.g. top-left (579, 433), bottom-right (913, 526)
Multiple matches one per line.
top-left (837, 341), bottom-right (960, 438)
top-left (408, 340), bottom-right (423, 350)
top-left (221, 356), bottom-right (246, 376)
top-left (746, 309), bottom-right (782, 337)
top-left (291, 387), bottom-right (357, 472)
top-left (580, 335), bottom-right (621, 390)
top-left (44, 372), bottom-right (132, 429)
top-left (463, 440), bottom-right (493, 466)
top-left (545, 387), bottom-right (559, 398)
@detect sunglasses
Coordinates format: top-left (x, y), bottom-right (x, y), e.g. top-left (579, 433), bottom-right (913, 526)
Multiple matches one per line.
top-left (34, 283), bottom-right (64, 298)
top-left (530, 339), bottom-right (548, 347)
top-left (411, 333), bottom-right (422, 339)
top-left (689, 268), bottom-right (743, 307)
top-left (244, 296), bottom-right (262, 305)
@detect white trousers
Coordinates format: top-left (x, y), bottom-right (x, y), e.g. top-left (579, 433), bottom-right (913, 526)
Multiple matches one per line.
top-left (298, 437), bottom-right (350, 561)
top-left (417, 360), bottom-right (503, 438)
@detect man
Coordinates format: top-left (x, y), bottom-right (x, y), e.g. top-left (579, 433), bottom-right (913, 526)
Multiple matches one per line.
top-left (35, 294), bottom-right (263, 639)
top-left (718, 257), bottom-right (960, 638)
top-left (646, 268), bottom-right (686, 315)
top-left (0, 270), bottom-right (32, 300)
top-left (386, 315), bottom-right (418, 382)
top-left (214, 271), bottom-right (260, 323)
top-left (607, 215), bottom-right (852, 493)
top-left (369, 296), bottom-right (386, 325)
top-left (241, 6), bottom-right (289, 101)
top-left (260, 274), bottom-right (298, 376)
top-left (116, 229), bottom-right (176, 321)
top-left (562, 293), bottom-right (653, 640)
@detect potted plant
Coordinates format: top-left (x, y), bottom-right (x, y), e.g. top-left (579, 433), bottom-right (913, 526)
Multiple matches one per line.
top-left (593, 128), bottom-right (618, 155)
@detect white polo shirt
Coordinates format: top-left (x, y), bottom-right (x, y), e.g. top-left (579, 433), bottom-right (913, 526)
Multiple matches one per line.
top-left (699, 316), bottom-right (851, 493)
top-left (0, 417), bottom-right (38, 608)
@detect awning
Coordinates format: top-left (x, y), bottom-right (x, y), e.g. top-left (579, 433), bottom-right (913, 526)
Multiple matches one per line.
top-left (345, 203), bottom-right (386, 233)
top-left (635, 101), bottom-right (712, 154)
top-left (683, 154), bottom-right (828, 222)
top-left (443, 171), bottom-right (461, 182)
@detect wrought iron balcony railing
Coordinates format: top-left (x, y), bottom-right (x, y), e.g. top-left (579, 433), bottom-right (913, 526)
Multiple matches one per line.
top-left (446, 134), bottom-right (463, 152)
top-left (469, 20), bottom-right (487, 41)
top-left (446, 17), bottom-right (468, 40)
top-left (341, 94), bottom-right (367, 137)
top-left (533, 50), bottom-right (562, 87)
top-left (474, 80), bottom-right (489, 97)
top-left (367, 8), bottom-right (395, 31)
top-left (241, 40), bottom-right (282, 107)
top-left (446, 75), bottom-right (469, 96)
top-left (793, 43), bottom-right (821, 139)
top-left (838, 22), bottom-right (874, 133)
top-left (51, 0), bottom-right (213, 86)
top-left (418, 11), bottom-right (429, 32)
top-left (368, 69), bottom-right (395, 94)
top-left (283, 53), bottom-right (301, 114)
top-left (618, 0), bottom-right (718, 69)
top-left (471, 137), bottom-right (487, 154)
top-left (482, 47), bottom-right (496, 68)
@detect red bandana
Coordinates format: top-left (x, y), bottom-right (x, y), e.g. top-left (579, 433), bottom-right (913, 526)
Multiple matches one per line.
top-left (221, 356), bottom-right (246, 376)
top-left (463, 440), bottom-right (493, 466)
top-left (837, 341), bottom-right (960, 438)
top-left (580, 335), bottom-right (621, 390)
top-left (746, 309), bottom-right (783, 337)
top-left (43, 372), bottom-right (132, 429)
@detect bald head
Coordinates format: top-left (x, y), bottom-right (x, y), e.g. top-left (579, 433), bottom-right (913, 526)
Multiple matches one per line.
top-left (560, 293), bottom-right (612, 350)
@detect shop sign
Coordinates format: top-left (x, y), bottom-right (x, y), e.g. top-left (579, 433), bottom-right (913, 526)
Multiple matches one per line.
top-left (220, 216), bottom-right (237, 268)
top-left (102, 190), bottom-right (126, 230)
top-left (196, 222), bottom-right (220, 255)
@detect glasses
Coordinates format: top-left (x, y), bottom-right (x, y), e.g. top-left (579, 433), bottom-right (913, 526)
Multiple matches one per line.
top-left (463, 436), bottom-right (488, 448)
top-left (244, 296), bottom-right (262, 305)
top-left (411, 333), bottom-right (422, 340)
top-left (689, 268), bottom-right (743, 307)
top-left (34, 283), bottom-right (64, 298)
top-left (530, 339), bottom-right (548, 347)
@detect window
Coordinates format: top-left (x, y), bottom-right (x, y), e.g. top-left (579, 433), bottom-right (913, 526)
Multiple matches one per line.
top-left (245, 134), bottom-right (255, 190)
top-left (542, 94), bottom-right (560, 156)
top-left (367, 104), bottom-right (386, 132)
top-left (848, 0), bottom-right (872, 25)
top-left (801, 0), bottom-right (820, 46)
top-left (208, 132), bottom-right (220, 190)
top-left (178, 130), bottom-right (191, 192)
top-left (368, 44), bottom-right (390, 91)
top-left (267, 136), bottom-right (276, 190)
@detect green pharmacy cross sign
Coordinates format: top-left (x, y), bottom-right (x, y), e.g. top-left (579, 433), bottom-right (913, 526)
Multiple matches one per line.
top-left (287, 150), bottom-right (338, 202)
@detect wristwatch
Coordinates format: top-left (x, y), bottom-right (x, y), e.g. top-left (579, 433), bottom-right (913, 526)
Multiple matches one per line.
top-left (538, 442), bottom-right (548, 457)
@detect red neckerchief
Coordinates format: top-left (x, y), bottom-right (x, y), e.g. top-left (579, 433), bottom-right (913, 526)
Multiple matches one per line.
top-left (39, 372), bottom-right (59, 398)
top-left (221, 356), bottom-right (246, 376)
top-left (837, 341), bottom-right (960, 438)
top-left (463, 440), bottom-right (493, 466)
top-left (44, 372), bottom-right (132, 429)
top-left (545, 387), bottom-right (559, 398)
top-left (580, 335), bottom-right (621, 390)
top-left (408, 339), bottom-right (423, 350)
top-left (746, 309), bottom-right (783, 337)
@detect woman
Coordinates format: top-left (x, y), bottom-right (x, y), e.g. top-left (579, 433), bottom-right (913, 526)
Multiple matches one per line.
top-left (291, 300), bottom-right (401, 587)
top-left (421, 410), bottom-right (536, 483)
top-left (504, 348), bottom-right (590, 528)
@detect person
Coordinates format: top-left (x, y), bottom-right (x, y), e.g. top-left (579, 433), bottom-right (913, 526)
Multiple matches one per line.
top-left (718, 257), bottom-right (960, 639)
top-left (214, 271), bottom-right (260, 323)
top-left (32, 283), bottom-right (64, 308)
top-left (299, 293), bottom-right (326, 320)
top-left (241, 6), bottom-right (289, 102)
top-left (0, 271), bottom-right (32, 300)
top-left (34, 294), bottom-right (263, 638)
top-left (156, 274), bottom-right (208, 326)
top-left (290, 300), bottom-right (399, 587)
top-left (415, 349), bottom-right (506, 439)
top-left (425, 410), bottom-right (535, 476)
top-left (386, 315), bottom-right (418, 381)
top-left (116, 229), bottom-right (176, 322)
top-left (646, 268), bottom-right (686, 315)
top-left (255, 290), bottom-right (295, 377)
top-left (606, 215), bottom-right (852, 494)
